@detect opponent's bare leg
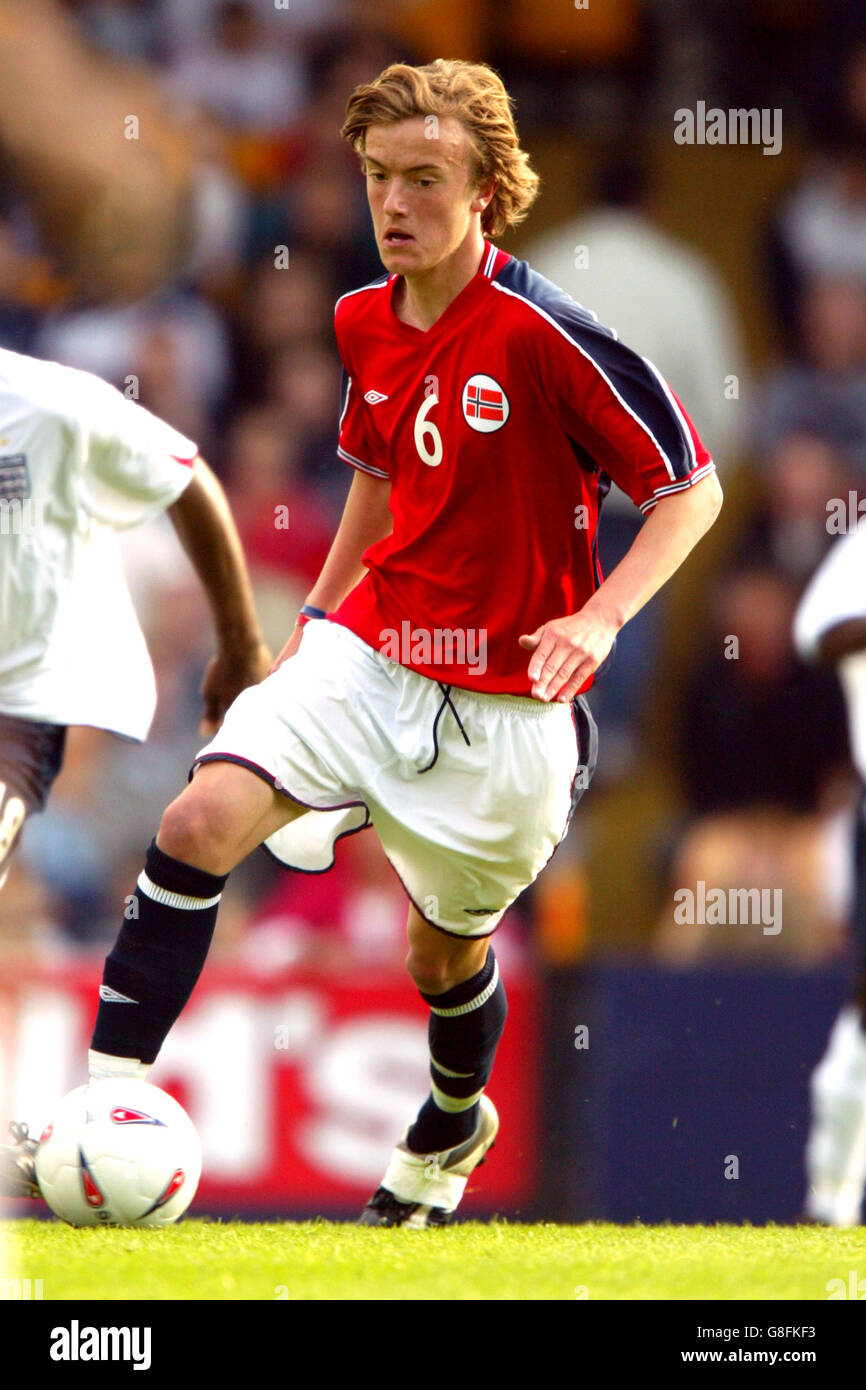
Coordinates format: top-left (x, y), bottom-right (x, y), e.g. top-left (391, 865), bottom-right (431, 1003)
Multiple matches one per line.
top-left (803, 799), bottom-right (866, 1225)
top-left (0, 783), bottom-right (26, 893)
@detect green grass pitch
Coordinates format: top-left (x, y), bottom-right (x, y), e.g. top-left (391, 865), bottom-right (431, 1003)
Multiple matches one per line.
top-left (5, 1218), bottom-right (866, 1300)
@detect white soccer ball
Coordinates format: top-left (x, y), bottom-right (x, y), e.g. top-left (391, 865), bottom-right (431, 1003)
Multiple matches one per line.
top-left (34, 1079), bottom-right (202, 1227)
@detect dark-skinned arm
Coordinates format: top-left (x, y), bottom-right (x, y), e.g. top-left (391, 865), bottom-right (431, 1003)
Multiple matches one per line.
top-left (814, 619), bottom-right (866, 665)
top-left (168, 457), bottom-right (271, 734)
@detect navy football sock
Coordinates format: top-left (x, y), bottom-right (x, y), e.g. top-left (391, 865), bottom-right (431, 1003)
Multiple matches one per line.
top-left (406, 948), bottom-right (507, 1155)
top-left (91, 839), bottom-right (228, 1065)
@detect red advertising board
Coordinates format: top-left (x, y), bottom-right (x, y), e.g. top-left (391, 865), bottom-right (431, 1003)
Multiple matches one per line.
top-left (0, 961), bottom-right (539, 1215)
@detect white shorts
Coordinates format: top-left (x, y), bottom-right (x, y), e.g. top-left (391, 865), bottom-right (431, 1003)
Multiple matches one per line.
top-left (193, 620), bottom-right (597, 937)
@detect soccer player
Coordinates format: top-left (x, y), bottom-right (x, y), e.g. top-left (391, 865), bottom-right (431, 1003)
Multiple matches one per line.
top-left (0, 347), bottom-right (269, 1190)
top-left (0, 346), bottom-right (270, 1019)
top-left (794, 521), bottom-right (866, 1225)
top-left (5, 60), bottom-right (722, 1224)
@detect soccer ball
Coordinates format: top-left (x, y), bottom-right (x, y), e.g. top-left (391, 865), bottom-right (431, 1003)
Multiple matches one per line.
top-left (34, 1078), bottom-right (202, 1227)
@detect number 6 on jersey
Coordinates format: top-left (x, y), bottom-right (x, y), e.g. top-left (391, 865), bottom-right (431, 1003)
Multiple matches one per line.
top-left (414, 394), bottom-right (443, 467)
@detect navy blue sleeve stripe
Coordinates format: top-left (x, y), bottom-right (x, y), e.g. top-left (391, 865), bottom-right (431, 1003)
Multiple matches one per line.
top-left (641, 355), bottom-right (698, 471)
top-left (334, 275), bottom-right (390, 311)
top-left (493, 258), bottom-right (701, 482)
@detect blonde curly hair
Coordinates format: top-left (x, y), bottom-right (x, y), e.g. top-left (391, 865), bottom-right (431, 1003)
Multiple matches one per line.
top-left (341, 59), bottom-right (540, 239)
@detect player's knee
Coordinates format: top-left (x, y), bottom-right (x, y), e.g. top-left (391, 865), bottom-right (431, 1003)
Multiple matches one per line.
top-left (405, 947), bottom-right (459, 996)
top-left (157, 793), bottom-right (225, 871)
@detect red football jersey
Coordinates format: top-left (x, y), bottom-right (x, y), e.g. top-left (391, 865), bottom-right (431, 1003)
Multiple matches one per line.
top-left (331, 242), bottom-right (714, 695)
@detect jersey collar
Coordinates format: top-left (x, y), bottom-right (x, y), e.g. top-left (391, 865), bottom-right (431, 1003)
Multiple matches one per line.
top-left (387, 241), bottom-right (508, 336)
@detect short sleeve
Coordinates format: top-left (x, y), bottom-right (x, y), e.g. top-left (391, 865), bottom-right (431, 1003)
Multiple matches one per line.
top-left (74, 373), bottom-right (197, 528)
top-left (531, 306), bottom-right (715, 513)
top-left (336, 367), bottom-right (389, 481)
top-left (794, 524), bottom-right (866, 660)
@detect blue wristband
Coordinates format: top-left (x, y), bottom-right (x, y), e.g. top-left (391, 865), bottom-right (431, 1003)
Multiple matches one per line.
top-left (300, 604), bottom-right (327, 621)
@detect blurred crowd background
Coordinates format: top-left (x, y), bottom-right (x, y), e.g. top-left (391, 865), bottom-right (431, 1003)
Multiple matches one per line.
top-left (1, 0), bottom-right (864, 979)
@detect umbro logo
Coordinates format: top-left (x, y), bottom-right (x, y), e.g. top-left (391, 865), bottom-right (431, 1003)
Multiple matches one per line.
top-left (364, 390), bottom-right (389, 405)
top-left (99, 985), bottom-right (137, 1004)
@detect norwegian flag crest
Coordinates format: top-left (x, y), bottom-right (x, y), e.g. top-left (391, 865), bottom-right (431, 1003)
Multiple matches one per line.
top-left (462, 374), bottom-right (510, 433)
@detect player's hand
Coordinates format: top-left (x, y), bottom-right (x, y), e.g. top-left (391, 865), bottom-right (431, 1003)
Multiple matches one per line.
top-left (519, 609), bottom-right (618, 703)
top-left (198, 639), bottom-right (272, 736)
top-left (268, 621), bottom-right (305, 676)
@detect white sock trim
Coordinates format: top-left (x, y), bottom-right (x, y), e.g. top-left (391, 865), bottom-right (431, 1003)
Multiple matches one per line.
top-left (137, 870), bottom-right (221, 911)
top-left (87, 1049), bottom-right (151, 1082)
top-left (431, 1056), bottom-right (474, 1079)
top-left (429, 959), bottom-right (500, 1017)
top-left (430, 1080), bottom-right (485, 1113)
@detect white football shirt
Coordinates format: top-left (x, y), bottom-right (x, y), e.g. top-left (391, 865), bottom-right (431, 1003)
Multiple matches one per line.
top-left (0, 349), bottom-right (196, 739)
top-left (794, 522), bottom-right (866, 780)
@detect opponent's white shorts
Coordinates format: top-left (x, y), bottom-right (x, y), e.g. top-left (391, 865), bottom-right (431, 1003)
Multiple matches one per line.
top-left (192, 620), bottom-right (597, 937)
